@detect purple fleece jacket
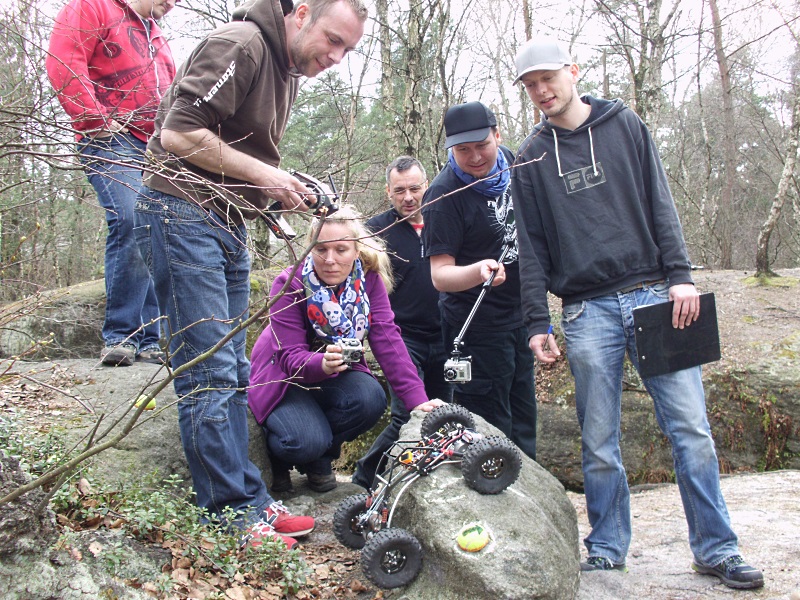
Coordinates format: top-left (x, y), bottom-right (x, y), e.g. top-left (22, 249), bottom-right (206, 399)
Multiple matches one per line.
top-left (248, 266), bottom-right (429, 424)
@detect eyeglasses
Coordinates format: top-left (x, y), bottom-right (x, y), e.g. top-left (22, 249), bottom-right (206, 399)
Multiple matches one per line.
top-left (390, 182), bottom-right (427, 199)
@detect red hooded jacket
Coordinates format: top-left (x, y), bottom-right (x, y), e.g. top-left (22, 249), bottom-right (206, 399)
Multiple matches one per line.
top-left (46, 0), bottom-right (176, 142)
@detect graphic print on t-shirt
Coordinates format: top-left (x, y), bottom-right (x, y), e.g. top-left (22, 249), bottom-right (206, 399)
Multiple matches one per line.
top-left (487, 187), bottom-right (518, 264)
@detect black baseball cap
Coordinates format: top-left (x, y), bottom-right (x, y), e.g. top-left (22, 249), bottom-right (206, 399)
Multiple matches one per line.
top-left (444, 101), bottom-right (497, 149)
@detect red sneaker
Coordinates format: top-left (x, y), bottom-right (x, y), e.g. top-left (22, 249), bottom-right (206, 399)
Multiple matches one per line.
top-left (241, 519), bottom-right (298, 550)
top-left (265, 501), bottom-right (315, 537)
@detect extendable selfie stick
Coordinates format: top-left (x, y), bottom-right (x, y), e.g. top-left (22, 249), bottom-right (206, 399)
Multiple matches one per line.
top-left (450, 230), bottom-right (516, 360)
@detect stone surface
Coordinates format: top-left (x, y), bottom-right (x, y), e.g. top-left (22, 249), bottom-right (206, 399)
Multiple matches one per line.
top-left (3, 359), bottom-right (271, 490)
top-left (0, 453), bottom-right (57, 557)
top-left (573, 470), bottom-right (800, 600)
top-left (387, 410), bottom-right (580, 600)
top-left (0, 280), bottom-right (105, 360)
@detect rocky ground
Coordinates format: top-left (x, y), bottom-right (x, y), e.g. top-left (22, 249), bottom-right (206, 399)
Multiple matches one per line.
top-left (275, 467), bottom-right (800, 600)
top-left (1, 268), bottom-right (799, 599)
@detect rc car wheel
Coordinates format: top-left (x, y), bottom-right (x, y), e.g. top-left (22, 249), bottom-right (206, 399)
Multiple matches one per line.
top-left (461, 435), bottom-right (522, 494)
top-left (420, 404), bottom-right (475, 437)
top-left (361, 527), bottom-right (423, 589)
top-left (333, 494), bottom-right (369, 549)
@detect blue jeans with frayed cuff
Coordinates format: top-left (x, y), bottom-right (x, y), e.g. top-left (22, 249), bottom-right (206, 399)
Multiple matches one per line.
top-left (562, 280), bottom-right (738, 566)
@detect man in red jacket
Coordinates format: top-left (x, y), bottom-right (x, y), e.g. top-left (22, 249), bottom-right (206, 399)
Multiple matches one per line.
top-left (46, 0), bottom-right (177, 366)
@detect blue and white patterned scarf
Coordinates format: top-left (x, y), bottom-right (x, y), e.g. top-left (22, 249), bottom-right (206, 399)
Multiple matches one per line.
top-left (301, 254), bottom-right (371, 344)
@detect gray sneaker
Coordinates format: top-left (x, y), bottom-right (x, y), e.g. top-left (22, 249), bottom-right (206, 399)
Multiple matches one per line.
top-left (137, 346), bottom-right (166, 364)
top-left (692, 555), bottom-right (764, 589)
top-left (100, 343), bottom-right (136, 366)
top-left (580, 556), bottom-right (628, 572)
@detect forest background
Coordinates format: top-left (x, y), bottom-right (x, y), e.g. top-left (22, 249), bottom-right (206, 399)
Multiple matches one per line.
top-left (0, 0), bottom-right (799, 303)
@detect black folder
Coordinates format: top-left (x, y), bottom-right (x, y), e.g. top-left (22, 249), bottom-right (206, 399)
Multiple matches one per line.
top-left (633, 292), bottom-right (720, 378)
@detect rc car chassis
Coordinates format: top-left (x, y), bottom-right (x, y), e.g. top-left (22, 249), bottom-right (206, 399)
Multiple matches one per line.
top-left (333, 404), bottom-right (522, 589)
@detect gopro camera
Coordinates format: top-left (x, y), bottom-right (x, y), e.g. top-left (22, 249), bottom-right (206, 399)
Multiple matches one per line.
top-left (340, 338), bottom-right (364, 365)
top-left (443, 356), bottom-right (472, 383)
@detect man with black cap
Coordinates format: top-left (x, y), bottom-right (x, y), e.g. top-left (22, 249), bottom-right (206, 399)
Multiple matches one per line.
top-left (421, 101), bottom-right (537, 460)
top-left (511, 38), bottom-right (763, 588)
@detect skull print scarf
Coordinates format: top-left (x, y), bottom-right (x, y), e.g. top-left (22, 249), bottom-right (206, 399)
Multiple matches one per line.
top-left (301, 254), bottom-right (371, 344)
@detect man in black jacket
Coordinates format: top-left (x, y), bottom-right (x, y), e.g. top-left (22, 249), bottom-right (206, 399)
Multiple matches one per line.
top-left (352, 156), bottom-right (452, 489)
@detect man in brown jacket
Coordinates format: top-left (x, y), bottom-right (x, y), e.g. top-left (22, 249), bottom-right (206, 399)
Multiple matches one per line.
top-left (134, 0), bottom-right (367, 548)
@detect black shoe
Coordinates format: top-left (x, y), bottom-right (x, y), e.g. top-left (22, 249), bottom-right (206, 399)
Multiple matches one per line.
top-left (692, 555), bottom-right (764, 589)
top-left (306, 471), bottom-right (337, 493)
top-left (270, 470), bottom-right (294, 494)
top-left (580, 556), bottom-right (628, 572)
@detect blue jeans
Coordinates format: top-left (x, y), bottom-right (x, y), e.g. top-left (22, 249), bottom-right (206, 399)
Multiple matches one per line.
top-left (352, 331), bottom-right (454, 489)
top-left (134, 189), bottom-right (270, 527)
top-left (562, 281), bottom-right (739, 566)
top-left (79, 133), bottom-right (160, 350)
top-left (442, 318), bottom-right (537, 460)
top-left (262, 369), bottom-right (387, 475)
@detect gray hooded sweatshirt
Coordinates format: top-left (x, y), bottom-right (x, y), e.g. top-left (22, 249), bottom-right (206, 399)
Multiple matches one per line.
top-left (512, 96), bottom-right (693, 338)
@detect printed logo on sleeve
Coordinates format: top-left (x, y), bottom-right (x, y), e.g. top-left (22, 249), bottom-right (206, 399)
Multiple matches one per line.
top-left (193, 61), bottom-right (236, 106)
top-left (563, 162), bottom-right (606, 194)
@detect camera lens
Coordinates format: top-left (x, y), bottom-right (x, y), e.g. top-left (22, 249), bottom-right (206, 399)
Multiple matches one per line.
top-left (351, 351), bottom-right (363, 361)
top-left (444, 368), bottom-right (456, 381)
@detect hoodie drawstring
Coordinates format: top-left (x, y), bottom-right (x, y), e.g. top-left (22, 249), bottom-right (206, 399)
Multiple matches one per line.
top-left (553, 129), bottom-right (563, 177)
top-left (588, 127), bottom-right (598, 176)
top-left (553, 126), bottom-right (599, 178)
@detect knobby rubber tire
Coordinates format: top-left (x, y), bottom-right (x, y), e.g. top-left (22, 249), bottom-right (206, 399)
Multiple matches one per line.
top-left (461, 435), bottom-right (522, 494)
top-left (333, 494), bottom-right (369, 549)
top-left (361, 527), bottom-right (423, 589)
top-left (420, 404), bottom-right (475, 437)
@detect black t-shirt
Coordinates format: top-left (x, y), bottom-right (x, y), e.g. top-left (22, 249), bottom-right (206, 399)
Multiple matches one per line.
top-left (422, 147), bottom-right (523, 331)
top-left (366, 209), bottom-right (440, 337)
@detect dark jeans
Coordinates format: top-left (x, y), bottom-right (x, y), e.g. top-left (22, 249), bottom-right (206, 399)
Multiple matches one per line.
top-left (135, 190), bottom-right (269, 528)
top-left (352, 331), bottom-right (453, 489)
top-left (262, 369), bottom-right (387, 476)
top-left (442, 318), bottom-right (537, 460)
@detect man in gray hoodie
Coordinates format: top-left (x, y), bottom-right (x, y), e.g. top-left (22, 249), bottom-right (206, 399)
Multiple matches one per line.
top-left (134, 0), bottom-right (367, 548)
top-left (511, 39), bottom-right (763, 589)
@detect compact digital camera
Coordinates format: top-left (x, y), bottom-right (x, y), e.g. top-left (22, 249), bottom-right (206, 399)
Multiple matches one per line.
top-left (443, 356), bottom-right (472, 383)
top-left (340, 338), bottom-right (364, 365)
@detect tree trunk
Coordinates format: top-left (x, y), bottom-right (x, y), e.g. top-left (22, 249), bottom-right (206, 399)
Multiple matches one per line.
top-left (707, 0), bottom-right (736, 268)
top-left (755, 83), bottom-right (800, 276)
top-left (376, 0), bottom-right (392, 114)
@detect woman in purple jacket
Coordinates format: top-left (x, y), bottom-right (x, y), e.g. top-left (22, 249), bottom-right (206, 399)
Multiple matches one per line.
top-left (249, 206), bottom-right (443, 493)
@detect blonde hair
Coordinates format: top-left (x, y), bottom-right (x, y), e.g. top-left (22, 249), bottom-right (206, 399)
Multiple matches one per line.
top-left (307, 204), bottom-right (394, 293)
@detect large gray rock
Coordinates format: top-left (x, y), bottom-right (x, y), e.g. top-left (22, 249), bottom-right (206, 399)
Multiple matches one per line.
top-left (0, 529), bottom-right (160, 600)
top-left (535, 333), bottom-right (800, 491)
top-left (0, 281), bottom-right (105, 360)
top-left (7, 359), bottom-right (272, 490)
top-left (384, 410), bottom-right (580, 600)
top-left (0, 272), bottom-right (274, 360)
top-left (0, 452), bottom-right (160, 600)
